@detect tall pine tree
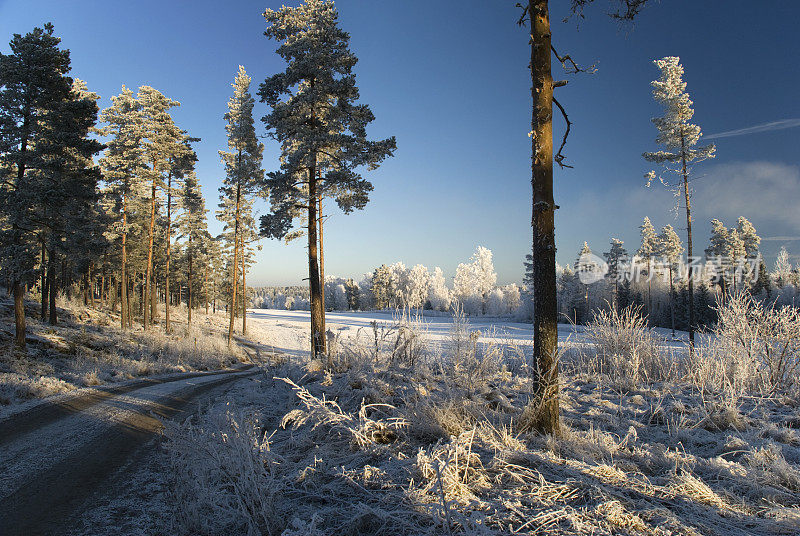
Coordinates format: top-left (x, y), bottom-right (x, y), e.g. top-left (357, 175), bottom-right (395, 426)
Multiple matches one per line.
top-left (259, 0), bottom-right (396, 359)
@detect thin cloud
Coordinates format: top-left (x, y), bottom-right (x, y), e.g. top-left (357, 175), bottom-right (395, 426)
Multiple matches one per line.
top-left (705, 118), bottom-right (800, 140)
top-left (763, 236), bottom-right (800, 241)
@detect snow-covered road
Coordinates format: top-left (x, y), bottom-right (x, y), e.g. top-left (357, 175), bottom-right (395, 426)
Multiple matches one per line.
top-left (0, 366), bottom-right (260, 536)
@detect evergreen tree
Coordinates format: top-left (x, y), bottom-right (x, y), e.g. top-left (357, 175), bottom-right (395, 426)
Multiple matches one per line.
top-left (218, 66), bottom-right (263, 345)
top-left (370, 264), bottom-right (392, 310)
top-left (100, 87), bottom-right (145, 329)
top-left (637, 217), bottom-right (658, 317)
top-left (259, 0), bottom-right (396, 358)
top-left (0, 23), bottom-right (74, 347)
top-left (643, 56), bottom-right (715, 350)
top-left (137, 86), bottom-right (184, 330)
top-left (176, 172), bottom-right (208, 328)
top-left (603, 238), bottom-right (628, 309)
top-left (657, 224), bottom-right (683, 337)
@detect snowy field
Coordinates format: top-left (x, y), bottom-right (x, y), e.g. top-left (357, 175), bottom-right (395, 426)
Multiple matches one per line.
top-left (247, 308), bottom-right (694, 359)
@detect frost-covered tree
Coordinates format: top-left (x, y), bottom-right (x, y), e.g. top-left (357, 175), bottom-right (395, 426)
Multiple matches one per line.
top-left (454, 247), bottom-right (497, 315)
top-left (657, 224), bottom-right (683, 336)
top-left (773, 247), bottom-right (793, 288)
top-left (218, 66), bottom-right (263, 345)
top-left (603, 238), bottom-right (628, 309)
top-left (736, 217), bottom-right (760, 258)
top-left (638, 217), bottom-right (658, 317)
top-left (370, 264), bottom-right (392, 310)
top-left (176, 173), bottom-right (207, 327)
top-left (100, 87), bottom-right (145, 329)
top-left (137, 86), bottom-right (185, 329)
top-left (644, 56), bottom-right (715, 349)
top-left (705, 219), bottom-right (732, 294)
top-left (259, 0), bottom-right (396, 358)
top-left (0, 23), bottom-right (73, 347)
top-left (428, 267), bottom-right (451, 312)
top-left (405, 264), bottom-right (430, 310)
top-left (34, 78), bottom-right (104, 326)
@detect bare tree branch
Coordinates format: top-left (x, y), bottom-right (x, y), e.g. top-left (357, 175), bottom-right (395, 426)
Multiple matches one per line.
top-left (551, 45), bottom-right (597, 74)
top-left (552, 96), bottom-right (573, 169)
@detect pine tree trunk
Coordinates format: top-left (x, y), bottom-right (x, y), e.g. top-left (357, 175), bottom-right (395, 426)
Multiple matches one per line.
top-left (228, 177), bottom-right (241, 346)
top-left (144, 175), bottom-right (156, 329)
top-left (204, 263), bottom-right (209, 315)
top-left (647, 257), bottom-right (652, 320)
top-left (241, 243), bottom-right (247, 336)
top-left (83, 270), bottom-right (89, 306)
top-left (13, 280), bottom-right (26, 349)
top-left (308, 165), bottom-right (326, 359)
top-left (319, 186), bottom-right (326, 316)
top-left (681, 132), bottom-right (695, 352)
top-left (527, 0), bottom-right (560, 435)
top-left (165, 173), bottom-right (172, 333)
top-left (151, 279), bottom-right (157, 325)
top-left (49, 253), bottom-right (57, 326)
top-left (88, 264), bottom-right (95, 308)
top-left (41, 242), bottom-right (48, 320)
top-left (121, 197), bottom-right (129, 328)
top-left (669, 263), bottom-right (676, 337)
top-left (187, 241), bottom-right (193, 328)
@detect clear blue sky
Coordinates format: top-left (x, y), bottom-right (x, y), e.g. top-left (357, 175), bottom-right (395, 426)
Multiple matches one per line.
top-left (1, 0), bottom-right (798, 286)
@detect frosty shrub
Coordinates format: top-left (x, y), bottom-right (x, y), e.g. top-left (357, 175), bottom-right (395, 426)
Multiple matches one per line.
top-left (582, 305), bottom-right (668, 386)
top-left (713, 292), bottom-right (800, 396)
top-left (164, 407), bottom-right (284, 536)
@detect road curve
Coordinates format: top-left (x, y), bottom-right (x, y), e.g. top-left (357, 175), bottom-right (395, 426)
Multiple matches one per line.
top-left (0, 366), bottom-right (260, 536)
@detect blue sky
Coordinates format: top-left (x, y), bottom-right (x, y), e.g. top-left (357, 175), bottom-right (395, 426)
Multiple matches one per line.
top-left (1, 0), bottom-right (798, 286)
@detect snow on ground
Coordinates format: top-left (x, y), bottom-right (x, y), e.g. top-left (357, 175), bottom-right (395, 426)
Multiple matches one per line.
top-left (247, 308), bottom-right (695, 359)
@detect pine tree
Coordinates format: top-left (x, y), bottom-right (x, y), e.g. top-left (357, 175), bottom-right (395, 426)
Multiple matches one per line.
top-left (164, 135), bottom-right (197, 333)
top-left (603, 238), bottom-right (628, 309)
top-left (657, 224), bottom-right (683, 337)
top-left (259, 0), bottom-right (396, 358)
top-left (638, 217), bottom-right (658, 318)
top-left (177, 172), bottom-right (208, 328)
top-left (643, 57), bottom-right (715, 351)
top-left (773, 246), bottom-right (792, 288)
top-left (137, 86), bottom-right (184, 330)
top-left (100, 87), bottom-right (146, 329)
top-left (218, 66), bottom-right (263, 346)
top-left (705, 219), bottom-right (731, 294)
top-left (0, 23), bottom-right (74, 348)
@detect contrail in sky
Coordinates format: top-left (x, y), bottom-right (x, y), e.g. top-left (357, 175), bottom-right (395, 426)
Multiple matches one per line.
top-left (705, 118), bottom-right (800, 140)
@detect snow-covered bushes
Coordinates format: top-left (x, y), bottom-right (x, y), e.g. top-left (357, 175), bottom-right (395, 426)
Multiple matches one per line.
top-left (580, 305), bottom-right (668, 386)
top-left (713, 292), bottom-right (800, 396)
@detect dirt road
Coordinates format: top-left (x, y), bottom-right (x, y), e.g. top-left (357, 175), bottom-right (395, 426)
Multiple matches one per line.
top-left (0, 366), bottom-right (260, 535)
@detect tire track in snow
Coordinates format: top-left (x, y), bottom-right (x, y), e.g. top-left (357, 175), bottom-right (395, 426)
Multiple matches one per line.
top-left (0, 366), bottom-right (260, 536)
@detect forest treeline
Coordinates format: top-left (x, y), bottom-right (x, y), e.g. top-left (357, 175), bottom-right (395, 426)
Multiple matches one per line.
top-left (252, 220), bottom-right (800, 336)
top-left (0, 25), bottom-right (262, 349)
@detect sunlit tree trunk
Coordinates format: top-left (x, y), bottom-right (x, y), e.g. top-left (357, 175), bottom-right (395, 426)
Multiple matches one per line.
top-left (165, 172), bottom-right (173, 333)
top-left (41, 242), bottom-right (48, 320)
top-left (227, 175), bottom-right (241, 346)
top-left (144, 175), bottom-right (156, 329)
top-left (681, 131), bottom-right (695, 352)
top-left (528, 0), bottom-right (560, 435)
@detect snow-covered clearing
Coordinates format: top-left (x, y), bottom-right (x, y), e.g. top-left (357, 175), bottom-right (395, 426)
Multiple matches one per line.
top-left (247, 308), bottom-right (694, 359)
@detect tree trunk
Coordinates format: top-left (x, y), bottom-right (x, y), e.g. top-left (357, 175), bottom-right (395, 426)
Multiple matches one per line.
top-left (187, 243), bottom-right (193, 328)
top-left (13, 280), bottom-right (26, 349)
top-left (47, 252), bottom-right (57, 326)
top-left (681, 132), bottom-right (695, 352)
top-left (669, 263), bottom-right (676, 337)
top-left (165, 173), bottom-right (173, 333)
top-left (308, 166), bottom-right (326, 359)
top-left (228, 177), bottom-right (241, 346)
top-left (319, 186), bottom-right (326, 314)
top-left (144, 175), bottom-right (156, 329)
top-left (527, 0), bottom-right (559, 435)
top-left (204, 263), bottom-right (209, 315)
top-left (41, 242), bottom-right (48, 320)
top-left (241, 243), bottom-right (247, 336)
top-left (121, 197), bottom-right (129, 328)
